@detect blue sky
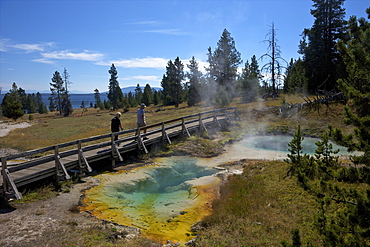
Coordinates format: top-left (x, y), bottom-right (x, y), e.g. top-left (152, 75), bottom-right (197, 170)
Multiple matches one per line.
top-left (0, 0), bottom-right (368, 94)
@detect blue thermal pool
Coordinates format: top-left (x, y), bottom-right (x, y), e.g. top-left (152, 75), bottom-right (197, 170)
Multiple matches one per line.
top-left (82, 156), bottom-right (221, 244)
top-left (238, 135), bottom-right (357, 156)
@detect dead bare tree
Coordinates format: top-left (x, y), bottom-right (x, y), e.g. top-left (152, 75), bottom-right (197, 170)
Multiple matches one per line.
top-left (260, 22), bottom-right (287, 97)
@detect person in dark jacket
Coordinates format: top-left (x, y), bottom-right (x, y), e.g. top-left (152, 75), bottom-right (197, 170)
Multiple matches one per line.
top-left (111, 112), bottom-right (123, 142)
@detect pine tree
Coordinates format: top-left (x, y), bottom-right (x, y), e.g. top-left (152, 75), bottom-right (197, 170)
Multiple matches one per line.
top-left (17, 87), bottom-right (27, 112)
top-left (25, 94), bottom-right (37, 113)
top-left (61, 97), bottom-right (73, 117)
top-left (36, 92), bottom-right (47, 114)
top-left (173, 57), bottom-right (185, 107)
top-left (238, 55), bottom-right (261, 103)
top-left (135, 84), bottom-right (143, 104)
top-left (283, 58), bottom-right (308, 93)
top-left (142, 84), bottom-right (153, 106)
top-left (300, 0), bottom-right (346, 93)
top-left (161, 57), bottom-right (185, 107)
top-left (286, 125), bottom-right (305, 176)
top-left (153, 90), bottom-right (161, 106)
top-left (127, 91), bottom-right (137, 107)
top-left (1, 82), bottom-right (24, 120)
top-left (186, 56), bottom-right (202, 107)
top-left (48, 96), bottom-right (56, 112)
top-left (62, 67), bottom-right (72, 94)
top-left (50, 71), bottom-right (72, 117)
top-left (50, 71), bottom-right (65, 116)
top-left (206, 29), bottom-right (242, 101)
top-left (215, 85), bottom-right (230, 107)
top-left (161, 63), bottom-right (175, 106)
top-left (94, 88), bottom-right (104, 109)
top-left (107, 64), bottom-right (123, 110)
top-left (61, 68), bottom-right (73, 116)
top-left (329, 7), bottom-right (370, 167)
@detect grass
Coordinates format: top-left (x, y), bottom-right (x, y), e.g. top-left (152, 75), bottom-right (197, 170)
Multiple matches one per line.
top-left (14, 184), bottom-right (57, 204)
top-left (196, 160), bottom-right (321, 246)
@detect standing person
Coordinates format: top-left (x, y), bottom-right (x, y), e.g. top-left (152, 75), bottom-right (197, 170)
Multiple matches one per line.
top-left (111, 112), bottom-right (123, 143)
top-left (136, 103), bottom-right (148, 140)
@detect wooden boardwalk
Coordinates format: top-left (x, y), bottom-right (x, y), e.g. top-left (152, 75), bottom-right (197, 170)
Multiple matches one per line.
top-left (1, 108), bottom-right (240, 200)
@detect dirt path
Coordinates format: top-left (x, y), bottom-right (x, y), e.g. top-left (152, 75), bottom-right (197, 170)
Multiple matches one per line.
top-left (0, 175), bottom-right (142, 246)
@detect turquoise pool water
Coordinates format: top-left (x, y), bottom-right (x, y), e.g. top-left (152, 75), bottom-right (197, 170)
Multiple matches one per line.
top-left (240, 135), bottom-right (354, 155)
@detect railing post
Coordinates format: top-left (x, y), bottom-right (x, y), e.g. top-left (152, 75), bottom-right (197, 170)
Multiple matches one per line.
top-left (199, 113), bottom-right (201, 133)
top-left (213, 109), bottom-right (221, 127)
top-left (162, 122), bottom-right (165, 144)
top-left (55, 145), bottom-right (60, 177)
top-left (2, 156), bottom-right (22, 199)
top-left (78, 140), bottom-right (92, 174)
top-left (111, 133), bottom-right (116, 167)
top-left (136, 130), bottom-right (141, 150)
top-left (1, 157), bottom-right (9, 194)
top-left (182, 117), bottom-right (190, 137)
top-left (234, 108), bottom-right (241, 121)
top-left (198, 113), bottom-right (207, 133)
top-left (161, 122), bottom-right (171, 144)
top-left (54, 145), bottom-right (70, 181)
top-left (78, 140), bottom-right (83, 171)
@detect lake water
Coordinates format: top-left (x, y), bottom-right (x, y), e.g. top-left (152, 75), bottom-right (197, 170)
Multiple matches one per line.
top-left (39, 93), bottom-right (108, 109)
top-left (0, 93), bottom-right (108, 109)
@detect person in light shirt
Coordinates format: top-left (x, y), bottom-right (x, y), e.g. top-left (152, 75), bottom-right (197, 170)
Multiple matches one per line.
top-left (136, 103), bottom-right (148, 140)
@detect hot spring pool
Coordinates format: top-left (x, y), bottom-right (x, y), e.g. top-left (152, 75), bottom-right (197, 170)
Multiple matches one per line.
top-left (240, 135), bottom-right (353, 155)
top-left (81, 135), bottom-right (358, 244)
top-left (81, 156), bottom-right (221, 244)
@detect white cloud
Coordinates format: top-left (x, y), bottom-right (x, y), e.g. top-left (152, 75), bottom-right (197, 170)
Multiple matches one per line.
top-left (11, 43), bottom-right (48, 53)
top-left (123, 75), bottom-right (159, 81)
top-left (0, 38), bottom-right (10, 52)
top-left (99, 57), bottom-right (209, 72)
top-left (142, 29), bottom-right (188, 35)
top-left (1, 40), bottom-right (55, 53)
top-left (97, 57), bottom-right (168, 69)
top-left (32, 58), bottom-right (56, 64)
top-left (41, 50), bottom-right (104, 61)
top-left (128, 20), bottom-right (160, 25)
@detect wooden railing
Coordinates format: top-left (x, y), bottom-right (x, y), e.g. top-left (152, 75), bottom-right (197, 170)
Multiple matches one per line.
top-left (1, 107), bottom-right (240, 199)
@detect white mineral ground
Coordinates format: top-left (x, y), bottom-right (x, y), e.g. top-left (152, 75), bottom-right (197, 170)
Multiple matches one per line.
top-left (0, 121), bottom-right (32, 158)
top-left (0, 121), bottom-right (31, 138)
